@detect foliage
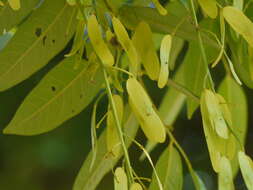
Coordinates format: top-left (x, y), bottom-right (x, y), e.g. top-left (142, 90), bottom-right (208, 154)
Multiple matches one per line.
top-left (0, 0), bottom-right (253, 189)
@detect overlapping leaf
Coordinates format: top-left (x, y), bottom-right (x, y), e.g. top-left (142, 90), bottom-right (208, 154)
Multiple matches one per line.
top-left (4, 57), bottom-right (103, 135)
top-left (0, 0), bottom-right (39, 34)
top-left (0, 0), bottom-right (77, 91)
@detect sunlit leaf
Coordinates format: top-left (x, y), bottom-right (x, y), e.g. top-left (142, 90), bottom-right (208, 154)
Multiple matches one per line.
top-left (151, 0), bottom-right (167, 15)
top-left (218, 156), bottom-right (234, 190)
top-left (3, 57), bottom-right (103, 135)
top-left (132, 21), bottom-right (160, 80)
top-left (127, 78), bottom-right (166, 143)
top-left (158, 34), bottom-right (171, 88)
top-left (114, 167), bottom-right (128, 190)
top-left (0, 0), bottom-right (77, 91)
top-left (149, 144), bottom-right (183, 190)
top-left (87, 15), bottom-right (114, 67)
top-left (8, 0), bottom-right (20, 10)
top-left (130, 183), bottom-right (142, 190)
top-left (238, 151), bottom-right (253, 190)
top-left (223, 6), bottom-right (253, 47)
top-left (112, 17), bottom-right (138, 74)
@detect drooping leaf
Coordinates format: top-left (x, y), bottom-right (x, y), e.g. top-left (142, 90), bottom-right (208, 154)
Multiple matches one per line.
top-left (0, 0), bottom-right (77, 91)
top-left (149, 144), bottom-right (183, 190)
top-left (106, 94), bottom-right (124, 157)
top-left (3, 57), bottom-right (103, 135)
top-left (218, 156), bottom-right (234, 190)
top-left (0, 0), bottom-right (39, 34)
top-left (158, 34), bottom-right (172, 88)
top-left (127, 78), bottom-right (166, 143)
top-left (112, 17), bottom-right (139, 74)
top-left (198, 0), bottom-right (218, 19)
top-left (238, 151), bottom-right (253, 190)
top-left (218, 76), bottom-right (248, 175)
top-left (114, 167), bottom-right (128, 190)
top-left (223, 6), bottom-right (253, 47)
top-left (132, 21), bottom-right (160, 80)
top-left (87, 15), bottom-right (114, 67)
top-left (73, 111), bottom-right (138, 190)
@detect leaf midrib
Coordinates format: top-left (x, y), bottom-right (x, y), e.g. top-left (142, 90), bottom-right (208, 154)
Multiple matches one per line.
top-left (0, 3), bottom-right (68, 80)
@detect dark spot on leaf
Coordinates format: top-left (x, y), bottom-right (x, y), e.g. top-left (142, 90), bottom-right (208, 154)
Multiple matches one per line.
top-left (80, 94), bottom-right (83, 99)
top-left (51, 86), bottom-right (56, 92)
top-left (72, 110), bottom-right (75, 113)
top-left (52, 39), bottom-right (55, 44)
top-left (35, 28), bottom-right (42, 37)
top-left (42, 36), bottom-right (47, 46)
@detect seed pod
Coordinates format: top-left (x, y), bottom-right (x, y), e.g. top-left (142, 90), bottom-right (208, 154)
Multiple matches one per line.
top-left (203, 90), bottom-right (229, 139)
top-left (106, 95), bottom-right (124, 157)
top-left (198, 0), bottom-right (218, 19)
top-left (130, 183), bottom-right (142, 190)
top-left (87, 15), bottom-right (114, 66)
top-left (218, 156), bottom-right (234, 190)
top-left (238, 151), bottom-right (253, 190)
top-left (8, 0), bottom-right (20, 10)
top-left (158, 34), bottom-right (172, 88)
top-left (126, 78), bottom-right (166, 143)
top-left (114, 167), bottom-right (128, 190)
top-left (112, 17), bottom-right (138, 75)
top-left (132, 22), bottom-right (160, 80)
top-left (151, 0), bottom-right (167, 15)
top-left (223, 6), bottom-right (253, 47)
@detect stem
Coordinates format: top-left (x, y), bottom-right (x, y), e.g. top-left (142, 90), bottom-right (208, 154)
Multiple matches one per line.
top-left (167, 79), bottom-right (200, 103)
top-left (165, 128), bottom-right (200, 190)
top-left (102, 68), bottom-right (134, 183)
top-left (189, 0), bottom-right (215, 91)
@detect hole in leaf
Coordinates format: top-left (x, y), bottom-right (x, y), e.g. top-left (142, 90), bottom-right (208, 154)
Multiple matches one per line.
top-left (35, 28), bottom-right (42, 37)
top-left (42, 36), bottom-right (47, 46)
top-left (51, 86), bottom-right (56, 92)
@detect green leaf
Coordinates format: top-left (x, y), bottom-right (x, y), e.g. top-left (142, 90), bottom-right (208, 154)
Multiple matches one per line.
top-left (0, 0), bottom-right (77, 91)
top-left (114, 167), bottom-right (128, 190)
top-left (73, 111), bottom-right (139, 190)
top-left (3, 57), bottom-right (103, 135)
top-left (118, 5), bottom-right (217, 47)
top-left (218, 76), bottom-right (248, 175)
top-left (218, 156), bottom-right (234, 190)
top-left (0, 0), bottom-right (39, 34)
top-left (238, 151), bottom-right (253, 190)
top-left (184, 42), bottom-right (205, 119)
top-left (149, 144), bottom-right (183, 190)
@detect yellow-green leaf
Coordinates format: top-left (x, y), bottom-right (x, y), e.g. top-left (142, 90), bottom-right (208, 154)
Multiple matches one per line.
top-left (151, 0), bottom-right (167, 15)
top-left (114, 167), bottom-right (128, 190)
top-left (223, 6), bottom-right (253, 47)
top-left (8, 0), bottom-right (20, 10)
top-left (132, 22), bottom-right (160, 80)
top-left (218, 156), bottom-right (234, 190)
top-left (87, 15), bottom-right (114, 66)
top-left (112, 17), bottom-right (138, 74)
top-left (238, 151), bottom-right (253, 190)
top-left (106, 95), bottom-right (124, 157)
top-left (130, 183), bottom-right (142, 190)
top-left (127, 78), bottom-right (166, 143)
top-left (198, 0), bottom-right (218, 19)
top-left (158, 34), bottom-right (172, 88)
top-left (203, 90), bottom-right (229, 139)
